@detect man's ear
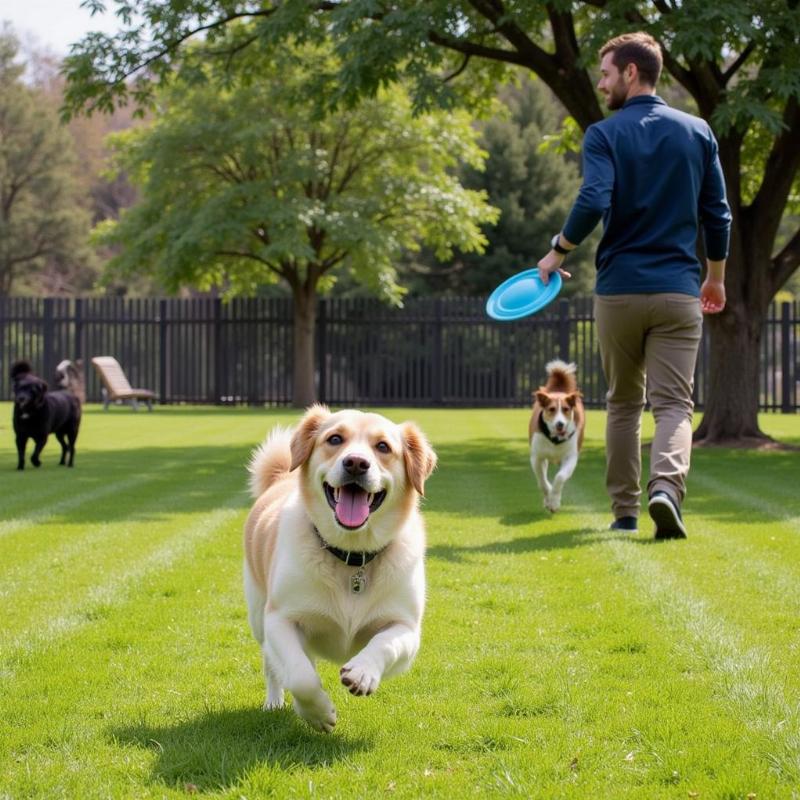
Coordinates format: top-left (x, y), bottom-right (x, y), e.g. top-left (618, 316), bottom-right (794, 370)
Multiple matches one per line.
top-left (400, 422), bottom-right (437, 496)
top-left (290, 404), bottom-right (331, 470)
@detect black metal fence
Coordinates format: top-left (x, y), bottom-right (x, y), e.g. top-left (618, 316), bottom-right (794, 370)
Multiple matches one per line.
top-left (1, 296), bottom-right (798, 410)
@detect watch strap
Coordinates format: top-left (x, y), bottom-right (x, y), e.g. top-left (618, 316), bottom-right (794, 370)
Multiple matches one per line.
top-left (550, 234), bottom-right (569, 256)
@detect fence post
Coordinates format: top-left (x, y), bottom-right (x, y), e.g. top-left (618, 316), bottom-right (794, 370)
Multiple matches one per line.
top-left (781, 301), bottom-right (791, 413)
top-left (213, 297), bottom-right (222, 404)
top-left (42, 298), bottom-right (54, 378)
top-left (159, 299), bottom-right (168, 405)
top-left (433, 299), bottom-right (444, 405)
top-left (317, 299), bottom-right (327, 403)
top-left (74, 298), bottom-right (83, 364)
top-left (558, 298), bottom-right (570, 361)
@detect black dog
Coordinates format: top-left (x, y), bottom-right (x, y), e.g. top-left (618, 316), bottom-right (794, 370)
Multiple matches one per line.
top-left (10, 360), bottom-right (81, 470)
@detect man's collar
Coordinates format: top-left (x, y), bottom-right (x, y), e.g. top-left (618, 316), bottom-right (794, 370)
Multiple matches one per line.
top-left (623, 94), bottom-right (665, 108)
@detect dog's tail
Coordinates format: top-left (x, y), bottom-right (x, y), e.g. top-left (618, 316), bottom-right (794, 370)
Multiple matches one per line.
top-left (10, 360), bottom-right (33, 381)
top-left (545, 359), bottom-right (578, 392)
top-left (247, 426), bottom-right (293, 498)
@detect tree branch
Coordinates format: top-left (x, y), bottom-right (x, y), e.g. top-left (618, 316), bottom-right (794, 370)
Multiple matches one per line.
top-left (721, 41), bottom-right (756, 86)
top-left (216, 248), bottom-right (288, 280)
top-left (750, 97), bottom-right (800, 248)
top-left (427, 30), bottom-right (530, 69)
top-left (772, 224), bottom-right (800, 291)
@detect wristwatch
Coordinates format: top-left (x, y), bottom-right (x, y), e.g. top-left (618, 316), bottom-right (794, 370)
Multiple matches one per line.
top-left (550, 233), bottom-right (569, 256)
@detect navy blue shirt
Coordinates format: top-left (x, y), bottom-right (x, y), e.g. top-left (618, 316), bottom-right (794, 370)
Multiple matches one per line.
top-left (562, 95), bottom-right (732, 296)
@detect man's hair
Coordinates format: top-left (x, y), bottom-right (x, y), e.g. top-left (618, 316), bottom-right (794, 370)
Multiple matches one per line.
top-left (600, 32), bottom-right (663, 86)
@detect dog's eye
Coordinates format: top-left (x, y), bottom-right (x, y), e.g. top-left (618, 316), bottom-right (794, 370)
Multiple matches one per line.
top-left (327, 434), bottom-right (343, 446)
top-left (376, 441), bottom-right (391, 454)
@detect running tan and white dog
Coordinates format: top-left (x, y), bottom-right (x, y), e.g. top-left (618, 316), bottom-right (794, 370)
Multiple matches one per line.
top-left (243, 404), bottom-right (436, 733)
top-left (529, 360), bottom-right (585, 513)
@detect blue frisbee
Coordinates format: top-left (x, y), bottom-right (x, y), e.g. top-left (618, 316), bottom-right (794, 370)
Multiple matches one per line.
top-left (485, 269), bottom-right (562, 321)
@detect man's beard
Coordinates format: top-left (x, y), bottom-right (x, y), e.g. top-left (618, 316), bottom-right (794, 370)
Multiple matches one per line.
top-left (605, 77), bottom-right (627, 110)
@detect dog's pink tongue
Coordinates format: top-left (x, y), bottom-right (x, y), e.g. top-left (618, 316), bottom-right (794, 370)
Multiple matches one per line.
top-left (336, 485), bottom-right (370, 528)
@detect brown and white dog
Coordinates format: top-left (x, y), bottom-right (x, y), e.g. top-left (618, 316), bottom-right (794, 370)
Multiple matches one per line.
top-left (243, 404), bottom-right (436, 733)
top-left (529, 360), bottom-right (585, 513)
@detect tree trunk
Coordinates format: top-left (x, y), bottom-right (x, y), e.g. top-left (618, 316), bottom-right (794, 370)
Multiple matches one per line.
top-left (693, 301), bottom-right (770, 445)
top-left (693, 219), bottom-right (774, 445)
top-left (291, 285), bottom-right (317, 408)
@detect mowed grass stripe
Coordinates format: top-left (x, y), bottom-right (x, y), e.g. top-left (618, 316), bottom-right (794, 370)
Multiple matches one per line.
top-left (0, 467), bottom-right (189, 540)
top-left (0, 446), bottom-right (250, 570)
top-left (563, 476), bottom-right (800, 787)
top-left (603, 536), bottom-right (800, 786)
top-left (0, 514), bottom-right (255, 798)
top-left (691, 470), bottom-right (800, 533)
top-left (0, 480), bottom-right (249, 610)
top-left (564, 446), bottom-right (800, 662)
top-left (418, 435), bottom-right (787, 793)
top-left (0, 499), bottom-right (246, 681)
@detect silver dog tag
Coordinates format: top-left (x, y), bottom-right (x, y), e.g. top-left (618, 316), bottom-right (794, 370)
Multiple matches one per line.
top-left (351, 568), bottom-right (366, 594)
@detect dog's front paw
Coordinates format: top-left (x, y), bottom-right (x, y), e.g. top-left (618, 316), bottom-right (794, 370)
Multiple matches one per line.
top-left (340, 658), bottom-right (381, 697)
top-left (544, 493), bottom-right (561, 513)
top-left (293, 692), bottom-right (337, 733)
top-left (263, 693), bottom-right (285, 711)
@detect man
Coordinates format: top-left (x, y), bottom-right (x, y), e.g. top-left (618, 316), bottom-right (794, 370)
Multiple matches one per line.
top-left (538, 31), bottom-right (731, 539)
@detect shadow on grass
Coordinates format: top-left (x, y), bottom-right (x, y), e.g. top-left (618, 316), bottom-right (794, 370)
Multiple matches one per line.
top-left (110, 705), bottom-right (371, 791)
top-left (426, 438), bottom-right (609, 517)
top-left (428, 528), bottom-right (631, 562)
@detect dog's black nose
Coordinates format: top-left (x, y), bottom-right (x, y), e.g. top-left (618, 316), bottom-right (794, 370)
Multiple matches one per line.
top-left (343, 454), bottom-right (370, 476)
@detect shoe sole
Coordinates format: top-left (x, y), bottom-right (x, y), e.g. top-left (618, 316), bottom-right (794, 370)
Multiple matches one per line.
top-left (649, 495), bottom-right (687, 539)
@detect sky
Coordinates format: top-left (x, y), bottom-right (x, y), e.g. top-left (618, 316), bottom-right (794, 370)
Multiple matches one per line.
top-left (2, 0), bottom-right (125, 56)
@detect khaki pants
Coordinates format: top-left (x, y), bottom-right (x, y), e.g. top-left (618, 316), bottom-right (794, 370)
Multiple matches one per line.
top-left (594, 293), bottom-right (703, 519)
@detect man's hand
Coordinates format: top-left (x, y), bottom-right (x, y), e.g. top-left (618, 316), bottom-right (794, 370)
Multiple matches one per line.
top-left (537, 251), bottom-right (572, 285)
top-left (700, 277), bottom-right (726, 314)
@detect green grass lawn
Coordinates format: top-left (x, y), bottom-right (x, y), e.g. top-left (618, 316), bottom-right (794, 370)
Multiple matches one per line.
top-left (1, 403), bottom-right (799, 799)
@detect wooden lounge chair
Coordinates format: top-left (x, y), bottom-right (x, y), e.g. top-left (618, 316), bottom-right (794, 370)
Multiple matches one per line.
top-left (91, 356), bottom-right (156, 411)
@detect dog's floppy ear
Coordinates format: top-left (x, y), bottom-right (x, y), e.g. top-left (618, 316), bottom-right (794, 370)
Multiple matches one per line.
top-left (565, 391), bottom-right (582, 408)
top-left (10, 360), bottom-right (32, 382)
top-left (400, 422), bottom-right (437, 496)
top-left (290, 404), bottom-right (331, 470)
top-left (32, 377), bottom-right (48, 403)
top-left (534, 389), bottom-right (550, 407)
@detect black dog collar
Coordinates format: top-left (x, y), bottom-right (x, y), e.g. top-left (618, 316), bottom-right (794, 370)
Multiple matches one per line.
top-left (312, 527), bottom-right (386, 567)
top-left (538, 413), bottom-right (576, 445)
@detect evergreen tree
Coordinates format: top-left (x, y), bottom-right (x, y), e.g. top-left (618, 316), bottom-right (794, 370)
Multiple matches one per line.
top-left (403, 77), bottom-right (597, 297)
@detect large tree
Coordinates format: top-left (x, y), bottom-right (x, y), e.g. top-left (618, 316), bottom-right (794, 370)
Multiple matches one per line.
top-left (94, 40), bottom-right (497, 405)
top-left (0, 29), bottom-right (94, 296)
top-left (64, 2), bottom-right (800, 442)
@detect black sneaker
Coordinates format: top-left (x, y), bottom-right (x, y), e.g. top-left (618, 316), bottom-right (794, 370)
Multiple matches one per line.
top-left (610, 516), bottom-right (638, 532)
top-left (649, 491), bottom-right (687, 539)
